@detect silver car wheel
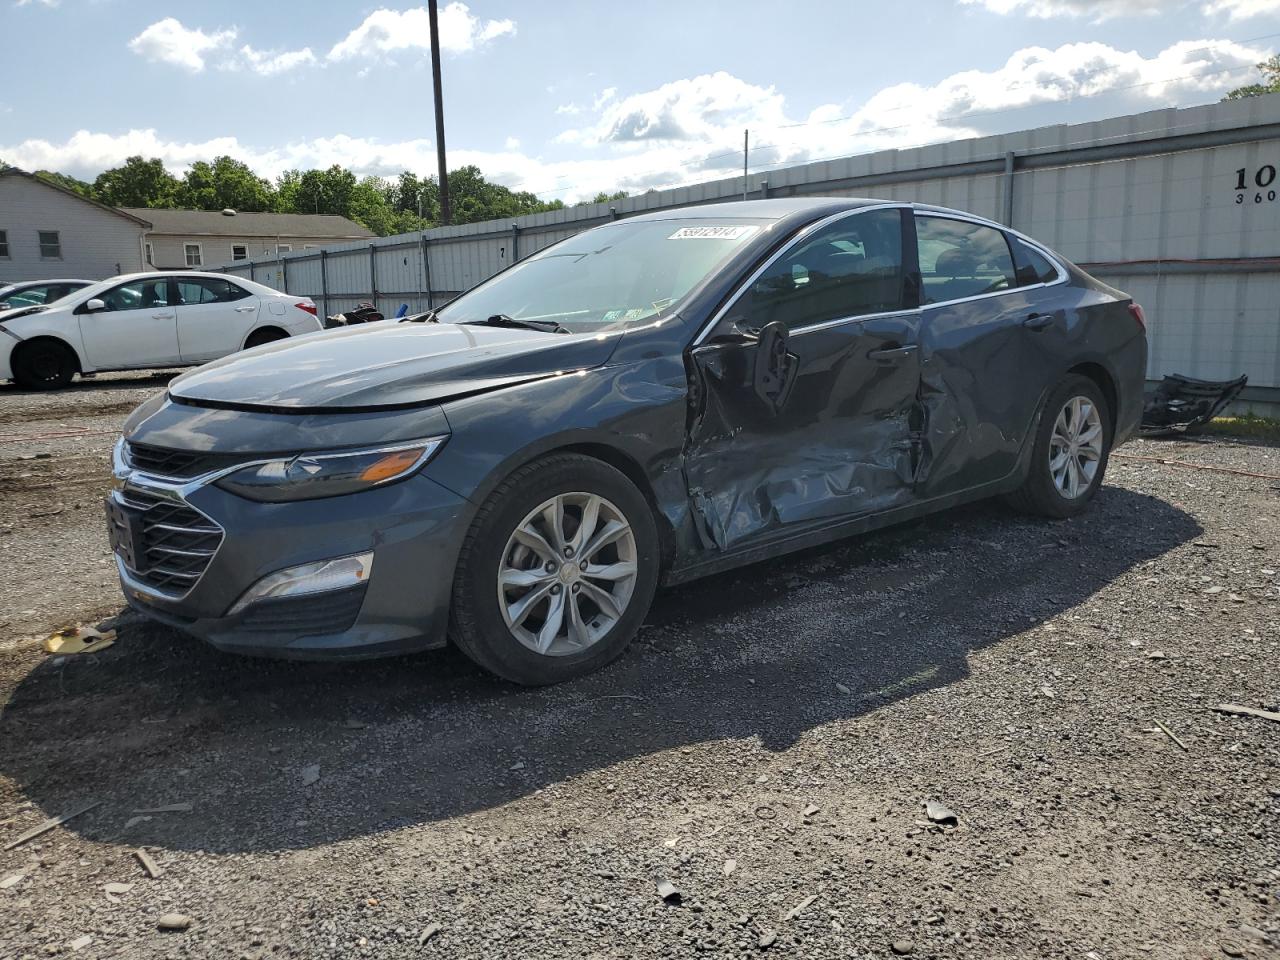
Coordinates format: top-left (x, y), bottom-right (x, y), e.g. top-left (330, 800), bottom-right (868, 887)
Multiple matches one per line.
top-left (497, 492), bottom-right (639, 657)
top-left (1049, 395), bottom-right (1103, 499)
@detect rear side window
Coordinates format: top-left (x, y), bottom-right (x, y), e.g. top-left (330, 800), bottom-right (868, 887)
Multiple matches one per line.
top-left (915, 216), bottom-right (1016, 305)
top-left (734, 207), bottom-right (905, 332)
top-left (177, 278), bottom-right (251, 304)
top-left (1012, 238), bottom-right (1061, 286)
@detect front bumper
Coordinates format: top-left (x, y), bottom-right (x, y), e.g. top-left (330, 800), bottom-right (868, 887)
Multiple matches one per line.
top-left (112, 470), bottom-right (472, 660)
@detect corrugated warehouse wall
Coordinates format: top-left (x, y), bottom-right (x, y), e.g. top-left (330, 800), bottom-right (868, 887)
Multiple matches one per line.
top-left (218, 94), bottom-right (1280, 405)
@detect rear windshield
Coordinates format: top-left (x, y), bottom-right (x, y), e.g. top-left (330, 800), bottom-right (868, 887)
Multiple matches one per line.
top-left (436, 218), bottom-right (769, 332)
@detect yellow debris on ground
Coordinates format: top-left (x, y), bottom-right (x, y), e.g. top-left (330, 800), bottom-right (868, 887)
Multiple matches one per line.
top-left (44, 625), bottom-right (116, 655)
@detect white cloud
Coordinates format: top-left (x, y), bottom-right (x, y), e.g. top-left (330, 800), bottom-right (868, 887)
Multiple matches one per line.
top-left (128, 18), bottom-right (237, 73)
top-left (504, 136), bottom-right (521, 150)
top-left (15, 0), bottom-right (59, 6)
top-left (961, 0), bottom-right (1166, 17)
top-left (328, 3), bottom-right (515, 62)
top-left (1203, 0), bottom-right (1280, 17)
top-left (555, 103), bottom-right (582, 115)
top-left (6, 38), bottom-right (1270, 204)
top-left (228, 44), bottom-right (318, 77)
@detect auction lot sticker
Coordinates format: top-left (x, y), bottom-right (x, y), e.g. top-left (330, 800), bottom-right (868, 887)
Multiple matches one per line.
top-left (668, 225), bottom-right (758, 240)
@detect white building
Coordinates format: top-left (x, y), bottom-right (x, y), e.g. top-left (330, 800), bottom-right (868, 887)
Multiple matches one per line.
top-left (121, 208), bottom-right (374, 270)
top-left (0, 169), bottom-right (150, 282)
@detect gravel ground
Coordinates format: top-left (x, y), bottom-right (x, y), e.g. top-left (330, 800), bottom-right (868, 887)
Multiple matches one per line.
top-left (0, 374), bottom-right (1276, 960)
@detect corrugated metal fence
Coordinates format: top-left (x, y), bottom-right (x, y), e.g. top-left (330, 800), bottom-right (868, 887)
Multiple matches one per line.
top-left (218, 94), bottom-right (1280, 403)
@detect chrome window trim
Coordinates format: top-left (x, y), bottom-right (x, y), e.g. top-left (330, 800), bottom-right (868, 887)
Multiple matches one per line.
top-left (689, 202), bottom-right (911, 348)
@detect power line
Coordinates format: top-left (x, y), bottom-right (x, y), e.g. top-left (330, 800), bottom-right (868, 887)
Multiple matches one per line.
top-left (507, 30), bottom-right (1279, 199)
top-left (519, 59), bottom-right (1265, 200)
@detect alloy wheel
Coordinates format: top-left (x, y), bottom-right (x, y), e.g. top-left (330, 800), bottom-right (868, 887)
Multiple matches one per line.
top-left (1049, 395), bottom-right (1103, 499)
top-left (497, 492), bottom-right (639, 657)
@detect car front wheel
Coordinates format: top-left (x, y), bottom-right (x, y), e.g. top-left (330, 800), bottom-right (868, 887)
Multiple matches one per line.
top-left (1008, 373), bottom-right (1112, 518)
top-left (449, 454), bottom-right (660, 685)
top-left (12, 339), bottom-right (77, 390)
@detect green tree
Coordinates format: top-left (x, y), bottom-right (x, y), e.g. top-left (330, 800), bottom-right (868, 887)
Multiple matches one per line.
top-left (175, 156), bottom-right (275, 212)
top-left (1223, 55), bottom-right (1280, 100)
top-left (35, 170), bottom-right (93, 197)
top-left (577, 190), bottom-right (628, 207)
top-left (91, 156), bottom-right (179, 208)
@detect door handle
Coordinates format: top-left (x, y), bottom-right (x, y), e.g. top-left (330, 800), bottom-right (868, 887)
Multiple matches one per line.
top-left (1023, 313), bottom-right (1054, 331)
top-left (234, 305), bottom-right (256, 313)
top-left (152, 312), bottom-right (174, 319)
top-left (867, 344), bottom-right (918, 364)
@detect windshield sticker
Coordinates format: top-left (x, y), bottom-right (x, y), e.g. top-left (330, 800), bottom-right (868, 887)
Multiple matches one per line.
top-left (668, 225), bottom-right (758, 241)
top-left (601, 309), bottom-right (626, 323)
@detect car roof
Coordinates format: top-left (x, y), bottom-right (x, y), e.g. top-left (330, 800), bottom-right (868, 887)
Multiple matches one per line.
top-left (3, 278), bottom-right (92, 287)
top-left (623, 197), bottom-right (883, 224)
top-left (619, 197), bottom-right (1019, 234)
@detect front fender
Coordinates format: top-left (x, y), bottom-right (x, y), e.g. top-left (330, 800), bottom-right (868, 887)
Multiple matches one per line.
top-left (427, 358), bottom-right (689, 514)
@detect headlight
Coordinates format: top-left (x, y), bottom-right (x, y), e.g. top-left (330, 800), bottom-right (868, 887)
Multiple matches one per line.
top-left (215, 437), bottom-right (446, 503)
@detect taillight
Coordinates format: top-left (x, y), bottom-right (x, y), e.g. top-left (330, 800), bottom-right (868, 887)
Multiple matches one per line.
top-left (295, 302), bottom-right (317, 316)
top-left (1128, 302), bottom-right (1146, 332)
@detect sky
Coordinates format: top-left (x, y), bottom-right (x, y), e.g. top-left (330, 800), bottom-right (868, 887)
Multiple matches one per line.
top-left (1, 0), bottom-right (1278, 203)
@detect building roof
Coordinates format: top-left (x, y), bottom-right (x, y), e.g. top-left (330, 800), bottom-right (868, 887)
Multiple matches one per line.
top-left (0, 167), bottom-right (153, 228)
top-left (120, 207), bottom-right (375, 239)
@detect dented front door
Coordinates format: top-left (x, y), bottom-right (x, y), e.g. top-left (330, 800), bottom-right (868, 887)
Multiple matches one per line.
top-left (681, 206), bottom-right (922, 553)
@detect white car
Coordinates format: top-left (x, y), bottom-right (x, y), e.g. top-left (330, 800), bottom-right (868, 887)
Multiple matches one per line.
top-left (0, 272), bottom-right (321, 390)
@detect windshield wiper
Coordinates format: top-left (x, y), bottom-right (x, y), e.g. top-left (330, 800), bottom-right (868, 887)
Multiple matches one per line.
top-left (471, 313), bottom-right (569, 334)
top-left (400, 309), bottom-right (439, 323)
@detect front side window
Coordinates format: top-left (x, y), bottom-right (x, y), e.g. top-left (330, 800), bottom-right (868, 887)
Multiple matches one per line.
top-left (232, 244), bottom-right (248, 261)
top-left (0, 230), bottom-right (9, 259)
top-left (38, 230), bottom-right (61, 259)
top-left (184, 243), bottom-right (203, 267)
top-left (1012, 238), bottom-right (1061, 286)
top-left (916, 216), bottom-right (1016, 305)
top-left (436, 218), bottom-right (768, 333)
top-left (98, 278), bottom-right (170, 312)
top-left (732, 208), bottom-right (905, 332)
top-left (177, 277), bottom-right (249, 304)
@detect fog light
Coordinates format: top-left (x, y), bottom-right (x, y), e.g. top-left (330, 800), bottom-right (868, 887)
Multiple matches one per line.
top-left (227, 552), bottom-right (373, 616)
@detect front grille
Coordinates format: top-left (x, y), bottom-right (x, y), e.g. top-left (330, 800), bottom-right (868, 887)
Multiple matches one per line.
top-left (125, 442), bottom-right (243, 480)
top-left (119, 486), bottom-right (224, 594)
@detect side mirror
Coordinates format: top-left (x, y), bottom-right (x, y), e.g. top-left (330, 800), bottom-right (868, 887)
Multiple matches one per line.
top-left (752, 321), bottom-right (797, 414)
top-left (84, 298), bottom-right (106, 312)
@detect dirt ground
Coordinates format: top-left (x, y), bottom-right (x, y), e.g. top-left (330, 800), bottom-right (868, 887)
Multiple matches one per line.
top-left (0, 373), bottom-right (1276, 959)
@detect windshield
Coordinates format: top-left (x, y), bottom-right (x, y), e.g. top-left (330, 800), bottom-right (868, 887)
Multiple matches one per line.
top-left (435, 218), bottom-right (769, 333)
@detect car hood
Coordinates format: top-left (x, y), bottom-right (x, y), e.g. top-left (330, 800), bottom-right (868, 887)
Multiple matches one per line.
top-left (168, 321), bottom-right (623, 412)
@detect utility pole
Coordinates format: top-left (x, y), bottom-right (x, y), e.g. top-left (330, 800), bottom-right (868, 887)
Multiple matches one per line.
top-left (428, 0), bottom-right (451, 225)
top-left (742, 129), bottom-right (749, 200)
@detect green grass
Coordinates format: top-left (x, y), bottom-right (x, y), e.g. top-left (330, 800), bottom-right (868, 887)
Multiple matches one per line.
top-left (1202, 414), bottom-right (1280, 442)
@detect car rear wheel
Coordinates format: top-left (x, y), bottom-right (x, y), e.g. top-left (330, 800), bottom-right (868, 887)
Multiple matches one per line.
top-left (244, 327), bottom-right (288, 349)
top-left (1007, 373), bottom-right (1112, 519)
top-left (449, 454), bottom-right (660, 685)
top-left (12, 339), bottom-right (77, 390)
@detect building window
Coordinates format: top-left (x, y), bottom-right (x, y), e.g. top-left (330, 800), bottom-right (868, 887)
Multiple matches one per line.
top-left (232, 244), bottom-right (248, 261)
top-left (276, 243), bottom-right (292, 254)
top-left (145, 242), bottom-right (154, 265)
top-left (184, 243), bottom-right (203, 268)
top-left (0, 230), bottom-right (8, 259)
top-left (39, 230), bottom-right (62, 259)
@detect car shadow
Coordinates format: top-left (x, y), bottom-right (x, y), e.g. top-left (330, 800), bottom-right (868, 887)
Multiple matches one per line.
top-left (0, 485), bottom-right (1199, 856)
top-left (0, 370), bottom-right (180, 397)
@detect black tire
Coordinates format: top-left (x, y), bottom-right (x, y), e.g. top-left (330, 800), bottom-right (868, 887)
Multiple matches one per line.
top-left (244, 327), bottom-right (288, 349)
top-left (11, 339), bottom-right (77, 390)
top-left (1007, 373), bottom-right (1112, 519)
top-left (449, 453), bottom-right (660, 685)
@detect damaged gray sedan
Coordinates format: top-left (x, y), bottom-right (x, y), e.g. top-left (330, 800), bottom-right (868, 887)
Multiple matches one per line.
top-left (109, 198), bottom-right (1147, 684)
